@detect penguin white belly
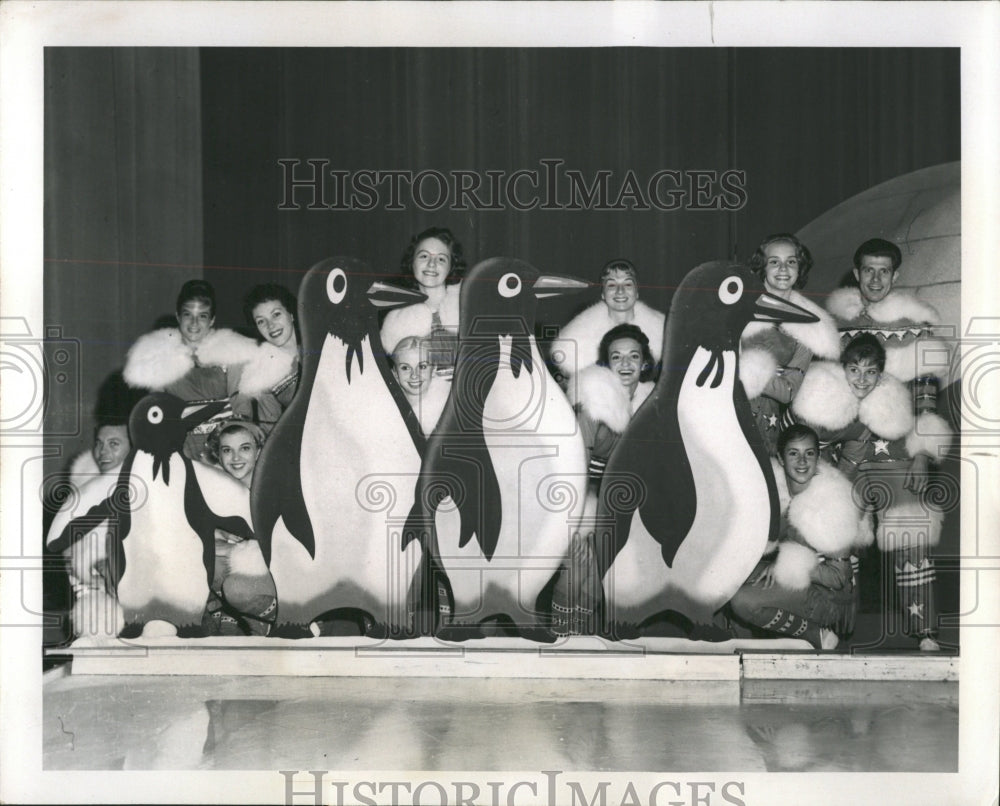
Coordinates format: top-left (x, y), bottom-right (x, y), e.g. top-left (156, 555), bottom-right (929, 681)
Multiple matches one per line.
top-left (116, 453), bottom-right (211, 624)
top-left (442, 338), bottom-right (586, 622)
top-left (269, 335), bottom-right (422, 626)
top-left (605, 348), bottom-right (770, 623)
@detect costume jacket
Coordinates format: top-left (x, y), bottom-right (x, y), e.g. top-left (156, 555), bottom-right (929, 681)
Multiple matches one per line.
top-left (740, 290), bottom-right (842, 454)
top-left (569, 364), bottom-right (654, 491)
top-left (550, 299), bottom-right (666, 378)
top-left (826, 286), bottom-right (947, 412)
top-left (790, 360), bottom-right (953, 550)
top-left (379, 283), bottom-right (461, 360)
top-left (766, 459), bottom-right (869, 632)
top-left (237, 348), bottom-right (300, 432)
top-left (123, 327), bottom-right (292, 458)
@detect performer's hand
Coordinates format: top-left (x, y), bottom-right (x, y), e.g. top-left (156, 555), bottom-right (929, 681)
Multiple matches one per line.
top-left (753, 563), bottom-right (776, 589)
top-left (904, 453), bottom-right (930, 495)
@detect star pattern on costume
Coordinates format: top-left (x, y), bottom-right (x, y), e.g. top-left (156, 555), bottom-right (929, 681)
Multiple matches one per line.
top-left (873, 439), bottom-right (890, 456)
top-left (767, 415), bottom-right (778, 429)
top-left (908, 602), bottom-right (925, 620)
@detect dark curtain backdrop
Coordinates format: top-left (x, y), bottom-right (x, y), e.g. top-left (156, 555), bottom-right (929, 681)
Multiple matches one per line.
top-left (44, 46), bottom-right (960, 469)
top-left (200, 47), bottom-right (960, 333)
top-left (44, 48), bottom-right (203, 474)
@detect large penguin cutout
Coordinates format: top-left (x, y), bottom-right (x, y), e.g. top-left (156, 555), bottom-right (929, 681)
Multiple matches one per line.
top-left (404, 258), bottom-right (589, 637)
top-left (252, 257), bottom-right (428, 635)
top-left (48, 394), bottom-right (255, 636)
top-left (594, 262), bottom-right (819, 633)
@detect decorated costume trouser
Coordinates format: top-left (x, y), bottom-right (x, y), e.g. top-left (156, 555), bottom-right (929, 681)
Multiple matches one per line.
top-left (859, 463), bottom-right (941, 640)
top-left (729, 558), bottom-right (856, 648)
top-left (205, 536), bottom-right (277, 636)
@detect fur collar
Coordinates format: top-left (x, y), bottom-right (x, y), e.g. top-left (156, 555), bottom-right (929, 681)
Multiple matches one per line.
top-left (570, 365), bottom-right (654, 433)
top-left (551, 299), bottom-right (666, 375)
top-left (237, 344), bottom-right (299, 397)
top-left (124, 327), bottom-right (257, 391)
top-left (827, 286), bottom-right (940, 327)
top-left (742, 290), bottom-right (842, 360)
top-left (379, 283), bottom-right (461, 356)
top-left (69, 451), bottom-right (102, 489)
top-left (792, 360), bottom-right (912, 438)
top-left (771, 459), bottom-right (865, 589)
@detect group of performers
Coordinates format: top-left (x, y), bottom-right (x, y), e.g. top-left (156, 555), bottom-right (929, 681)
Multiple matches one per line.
top-left (48, 227), bottom-right (953, 651)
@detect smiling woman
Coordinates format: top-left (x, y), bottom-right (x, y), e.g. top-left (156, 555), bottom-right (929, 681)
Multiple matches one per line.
top-left (379, 227), bottom-right (466, 372)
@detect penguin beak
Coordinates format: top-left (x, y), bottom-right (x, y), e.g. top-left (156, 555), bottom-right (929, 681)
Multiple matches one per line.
top-left (180, 400), bottom-right (229, 429)
top-left (367, 281), bottom-right (428, 309)
top-left (753, 291), bottom-right (819, 325)
top-left (532, 275), bottom-right (591, 299)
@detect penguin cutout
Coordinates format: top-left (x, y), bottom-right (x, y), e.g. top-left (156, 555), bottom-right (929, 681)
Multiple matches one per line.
top-left (594, 262), bottom-right (819, 632)
top-left (252, 257), bottom-right (428, 634)
top-left (49, 394), bottom-right (255, 635)
top-left (404, 258), bottom-right (589, 636)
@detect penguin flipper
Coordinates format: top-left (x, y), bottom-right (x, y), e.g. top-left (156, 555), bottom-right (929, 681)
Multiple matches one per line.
top-left (184, 458), bottom-right (253, 587)
top-left (251, 403), bottom-right (315, 564)
top-left (445, 442), bottom-right (502, 562)
top-left (48, 454), bottom-right (135, 557)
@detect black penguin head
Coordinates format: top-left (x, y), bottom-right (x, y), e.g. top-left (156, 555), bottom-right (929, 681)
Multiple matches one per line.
top-left (128, 393), bottom-right (226, 482)
top-left (670, 261), bottom-right (818, 351)
top-left (296, 256), bottom-right (426, 381)
top-left (460, 257), bottom-right (589, 340)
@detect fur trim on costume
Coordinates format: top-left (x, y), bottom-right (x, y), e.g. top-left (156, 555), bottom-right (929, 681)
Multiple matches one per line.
top-left (379, 284), bottom-right (461, 357)
top-left (229, 540), bottom-right (270, 578)
top-left (855, 511), bottom-right (875, 549)
top-left (743, 290), bottom-right (842, 361)
top-left (827, 287), bottom-right (940, 327)
top-left (69, 451), bottom-right (101, 489)
top-left (570, 366), bottom-right (631, 433)
top-left (740, 347), bottom-right (779, 400)
top-left (237, 344), bottom-right (298, 397)
top-left (551, 299), bottom-right (666, 375)
top-left (774, 541), bottom-right (816, 590)
top-left (194, 328), bottom-right (259, 369)
top-left (786, 463), bottom-right (864, 558)
top-left (123, 328), bottom-right (194, 391)
top-left (857, 374), bottom-right (913, 440)
top-left (570, 366), bottom-right (654, 432)
top-left (792, 361), bottom-right (859, 431)
top-left (876, 501), bottom-right (944, 551)
top-left (905, 412), bottom-right (954, 460)
top-left (883, 336), bottom-right (948, 384)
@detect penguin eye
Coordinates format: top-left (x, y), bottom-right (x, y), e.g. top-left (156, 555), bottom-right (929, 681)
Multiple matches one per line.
top-left (718, 275), bottom-right (743, 305)
top-left (147, 406), bottom-right (163, 424)
top-left (498, 272), bottom-right (521, 298)
top-left (326, 268), bottom-right (348, 304)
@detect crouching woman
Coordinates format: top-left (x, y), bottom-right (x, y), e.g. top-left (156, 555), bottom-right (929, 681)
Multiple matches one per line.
top-left (729, 424), bottom-right (868, 650)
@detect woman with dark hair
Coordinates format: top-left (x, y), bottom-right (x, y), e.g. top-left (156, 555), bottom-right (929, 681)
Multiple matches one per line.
top-left (123, 279), bottom-right (284, 461)
top-left (236, 283), bottom-right (302, 432)
top-left (787, 334), bottom-right (953, 651)
top-left (549, 258), bottom-right (665, 381)
top-left (550, 323), bottom-right (656, 637)
top-left (380, 226), bottom-right (466, 372)
top-left (739, 233), bottom-right (841, 455)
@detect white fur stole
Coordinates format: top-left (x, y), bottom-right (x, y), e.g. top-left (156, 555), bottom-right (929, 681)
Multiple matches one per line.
top-left (551, 299), bottom-right (665, 376)
top-left (237, 344), bottom-right (298, 397)
top-left (570, 365), bottom-right (653, 433)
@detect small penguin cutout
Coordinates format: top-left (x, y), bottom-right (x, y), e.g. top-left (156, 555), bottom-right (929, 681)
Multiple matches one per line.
top-left (50, 394), bottom-right (255, 636)
top-left (404, 257), bottom-right (589, 638)
top-left (252, 257), bottom-right (429, 635)
top-left (595, 262), bottom-right (819, 634)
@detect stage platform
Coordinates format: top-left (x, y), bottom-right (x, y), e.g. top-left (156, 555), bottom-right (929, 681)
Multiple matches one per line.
top-left (49, 635), bottom-right (958, 682)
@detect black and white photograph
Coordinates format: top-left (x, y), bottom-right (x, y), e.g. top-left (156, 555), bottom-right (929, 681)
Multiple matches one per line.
top-left (1, 2), bottom-right (998, 804)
